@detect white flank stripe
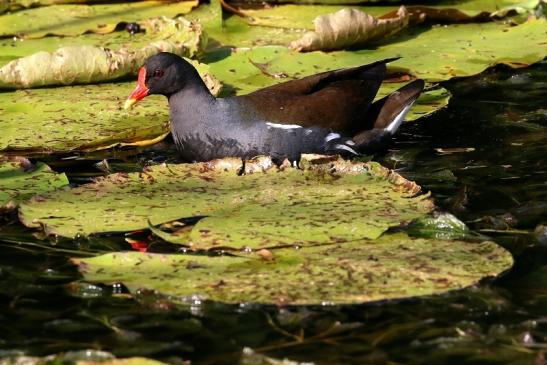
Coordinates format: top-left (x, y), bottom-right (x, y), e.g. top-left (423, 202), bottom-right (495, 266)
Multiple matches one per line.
top-left (265, 122), bottom-right (303, 130)
top-left (334, 144), bottom-right (359, 155)
top-left (385, 102), bottom-right (414, 134)
top-left (324, 132), bottom-right (341, 142)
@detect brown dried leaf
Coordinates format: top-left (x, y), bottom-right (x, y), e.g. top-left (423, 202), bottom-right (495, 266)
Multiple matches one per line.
top-left (289, 6), bottom-right (409, 52)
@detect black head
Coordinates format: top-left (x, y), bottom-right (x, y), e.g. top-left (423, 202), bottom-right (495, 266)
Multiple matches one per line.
top-left (125, 52), bottom-right (204, 109)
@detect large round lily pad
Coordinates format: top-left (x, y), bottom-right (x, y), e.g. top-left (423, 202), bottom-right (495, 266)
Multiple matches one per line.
top-left (0, 0), bottom-right (198, 38)
top-left (0, 61), bottom-right (219, 153)
top-left (19, 156), bottom-right (433, 246)
top-left (73, 232), bottom-right (513, 305)
top-left (0, 17), bottom-right (206, 88)
top-left (207, 18), bottom-right (547, 86)
top-left (0, 157), bottom-right (68, 210)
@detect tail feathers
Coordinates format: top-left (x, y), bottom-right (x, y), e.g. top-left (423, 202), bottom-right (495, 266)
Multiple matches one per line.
top-left (351, 79), bottom-right (425, 154)
top-left (367, 79), bottom-right (425, 132)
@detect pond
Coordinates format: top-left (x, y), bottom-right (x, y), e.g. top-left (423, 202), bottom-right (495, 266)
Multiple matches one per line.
top-left (0, 61), bottom-right (545, 364)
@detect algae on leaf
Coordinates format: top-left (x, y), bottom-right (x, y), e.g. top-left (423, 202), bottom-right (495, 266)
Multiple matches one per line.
top-left (73, 232), bottom-right (513, 305)
top-left (19, 156), bottom-right (433, 245)
top-left (289, 6), bottom-right (409, 52)
top-left (0, 157), bottom-right (68, 211)
top-left (0, 17), bottom-right (205, 89)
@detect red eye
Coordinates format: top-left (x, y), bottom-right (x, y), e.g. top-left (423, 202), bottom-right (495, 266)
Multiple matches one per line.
top-left (153, 69), bottom-right (164, 77)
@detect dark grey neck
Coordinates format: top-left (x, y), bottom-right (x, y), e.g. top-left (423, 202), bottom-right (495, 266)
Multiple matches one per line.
top-left (167, 76), bottom-right (215, 105)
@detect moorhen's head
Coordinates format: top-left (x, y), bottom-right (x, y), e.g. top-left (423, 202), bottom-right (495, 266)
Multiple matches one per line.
top-left (124, 52), bottom-right (201, 109)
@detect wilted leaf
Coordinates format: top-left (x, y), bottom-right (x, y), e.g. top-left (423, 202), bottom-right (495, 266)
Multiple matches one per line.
top-left (0, 157), bottom-right (68, 211)
top-left (73, 232), bottom-right (512, 305)
top-left (289, 6), bottom-right (409, 52)
top-left (0, 17), bottom-right (205, 88)
top-left (0, 0), bottom-right (198, 38)
top-left (241, 0), bottom-right (541, 30)
top-left (0, 62), bottom-right (219, 153)
top-left (19, 156), bottom-right (433, 243)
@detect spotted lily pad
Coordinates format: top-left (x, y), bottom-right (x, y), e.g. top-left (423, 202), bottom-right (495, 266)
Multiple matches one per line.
top-left (0, 61), bottom-right (219, 153)
top-left (0, 157), bottom-right (68, 211)
top-left (73, 232), bottom-right (513, 305)
top-left (240, 0), bottom-right (541, 29)
top-left (207, 18), bottom-right (547, 85)
top-left (0, 17), bottom-right (206, 88)
top-left (19, 156), bottom-right (433, 246)
top-left (0, 0), bottom-right (198, 38)
top-left (0, 17), bottom-right (203, 68)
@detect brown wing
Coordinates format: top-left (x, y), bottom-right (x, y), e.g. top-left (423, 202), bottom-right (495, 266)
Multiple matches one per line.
top-left (238, 58), bottom-right (398, 133)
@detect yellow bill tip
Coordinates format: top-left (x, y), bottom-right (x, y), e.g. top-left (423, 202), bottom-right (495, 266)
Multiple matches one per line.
top-left (124, 98), bottom-right (138, 110)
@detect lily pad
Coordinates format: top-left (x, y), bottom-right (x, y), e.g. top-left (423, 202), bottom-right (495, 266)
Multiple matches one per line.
top-left (0, 61), bottom-right (219, 153)
top-left (288, 6), bottom-right (410, 52)
top-left (19, 156), bottom-right (433, 244)
top-left (0, 0), bottom-right (198, 38)
top-left (207, 17), bottom-right (547, 88)
top-left (73, 232), bottom-right (513, 305)
top-left (0, 17), bottom-right (205, 88)
top-left (0, 18), bottom-right (204, 68)
top-left (0, 157), bottom-right (68, 211)
top-left (240, 0), bottom-right (541, 30)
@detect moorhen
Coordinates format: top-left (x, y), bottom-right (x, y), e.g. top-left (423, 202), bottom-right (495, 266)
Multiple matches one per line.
top-left (125, 52), bottom-right (424, 165)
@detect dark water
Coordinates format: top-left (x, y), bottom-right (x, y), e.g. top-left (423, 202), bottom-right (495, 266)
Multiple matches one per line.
top-left (0, 63), bottom-right (545, 364)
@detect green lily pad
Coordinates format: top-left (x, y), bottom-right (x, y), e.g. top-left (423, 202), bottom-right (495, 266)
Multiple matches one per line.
top-left (0, 61), bottom-right (219, 153)
top-left (0, 18), bottom-right (204, 68)
top-left (19, 156), bottom-right (433, 245)
top-left (0, 0), bottom-right (198, 38)
top-left (240, 0), bottom-right (541, 30)
top-left (0, 17), bottom-right (205, 88)
top-left (0, 157), bottom-right (68, 211)
top-left (73, 232), bottom-right (513, 305)
top-left (206, 17), bottom-right (547, 87)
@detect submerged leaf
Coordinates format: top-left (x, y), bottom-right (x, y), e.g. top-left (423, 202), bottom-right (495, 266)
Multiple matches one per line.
top-left (73, 232), bottom-right (513, 305)
top-left (289, 6), bottom-right (409, 52)
top-left (0, 157), bottom-right (68, 211)
top-left (19, 156), bottom-right (433, 245)
top-left (0, 17), bottom-right (205, 89)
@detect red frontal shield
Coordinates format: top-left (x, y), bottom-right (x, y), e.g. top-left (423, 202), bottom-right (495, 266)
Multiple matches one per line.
top-left (124, 67), bottom-right (149, 109)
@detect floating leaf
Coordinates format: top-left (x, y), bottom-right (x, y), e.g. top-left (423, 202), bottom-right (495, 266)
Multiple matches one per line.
top-left (0, 17), bottom-right (205, 89)
top-left (0, 0), bottom-right (198, 38)
top-left (406, 212), bottom-right (471, 240)
top-left (73, 232), bottom-right (512, 305)
top-left (207, 18), bottom-right (547, 88)
top-left (243, 0), bottom-right (541, 31)
top-left (19, 156), bottom-right (433, 244)
top-left (0, 157), bottom-right (68, 211)
top-left (2, 0), bottom-right (159, 14)
top-left (0, 62), bottom-right (219, 153)
top-left (289, 6), bottom-right (409, 52)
